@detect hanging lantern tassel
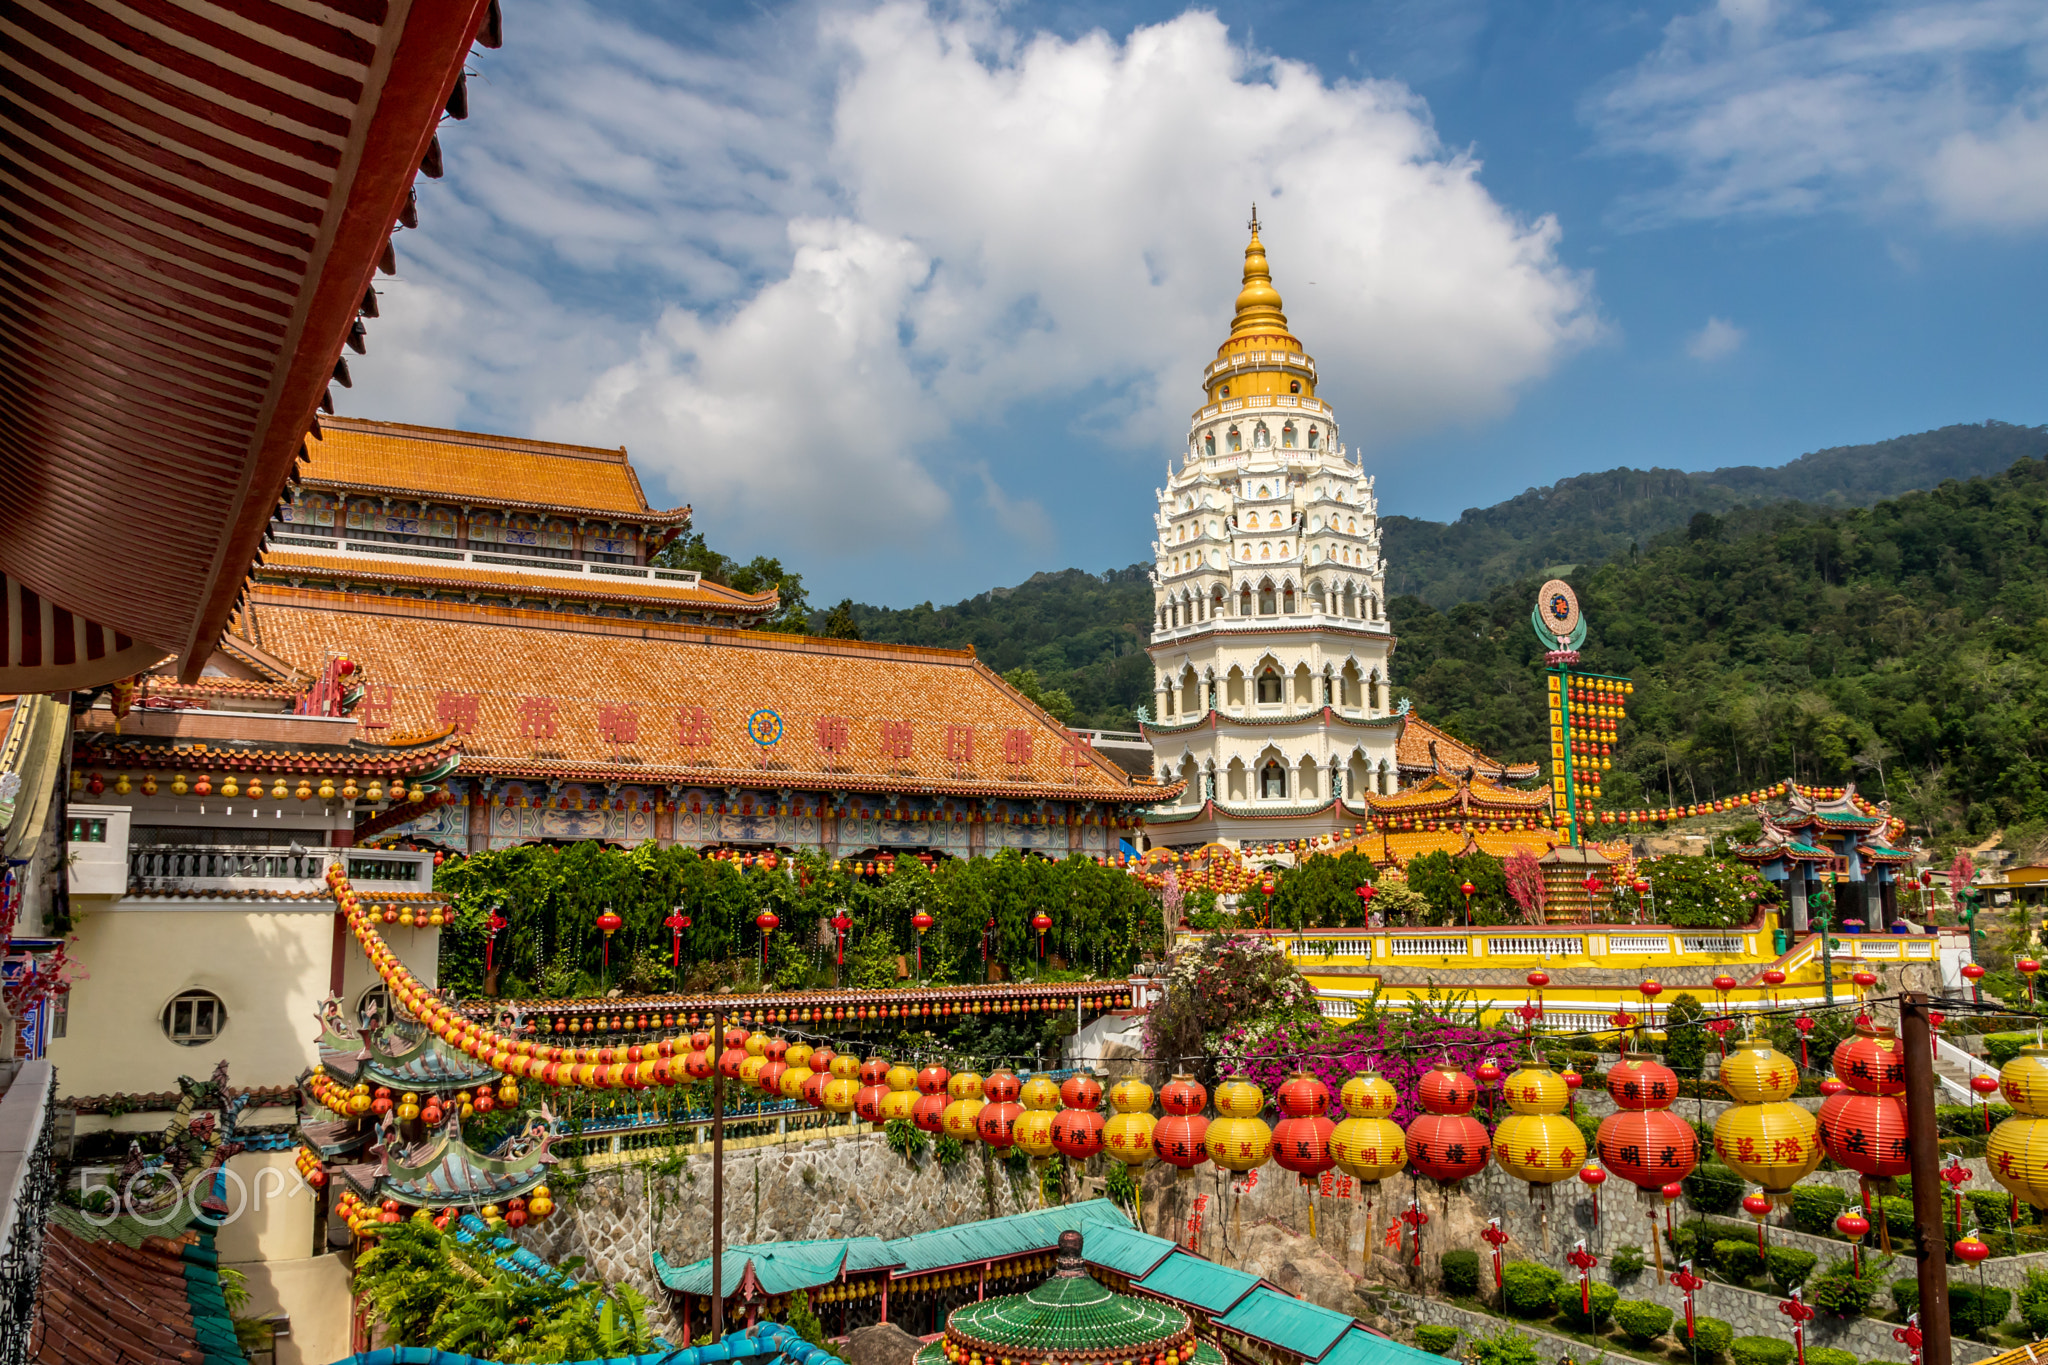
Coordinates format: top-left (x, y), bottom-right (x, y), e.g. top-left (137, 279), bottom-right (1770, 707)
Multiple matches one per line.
top-left (1567, 1240), bottom-right (1598, 1317)
top-left (1481, 1218), bottom-right (1509, 1291)
top-left (1672, 1261), bottom-right (1704, 1342)
top-left (1779, 1288), bottom-right (1814, 1365)
top-left (1861, 1178), bottom-right (1893, 1255)
top-left (1647, 1188), bottom-right (1667, 1281)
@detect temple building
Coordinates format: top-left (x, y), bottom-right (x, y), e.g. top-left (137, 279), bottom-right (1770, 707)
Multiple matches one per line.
top-left (265, 418), bottom-right (777, 629)
top-left (1141, 216), bottom-right (1400, 849)
top-left (1730, 783), bottom-right (1914, 931)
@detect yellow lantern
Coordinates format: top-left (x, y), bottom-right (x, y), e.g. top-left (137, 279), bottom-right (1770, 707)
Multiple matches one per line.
top-left (882, 1067), bottom-right (919, 1123)
top-left (779, 1062), bottom-right (811, 1101)
top-left (739, 1053), bottom-right (771, 1091)
top-left (1014, 1074), bottom-right (1061, 1159)
top-left (942, 1088), bottom-right (986, 1141)
top-left (365, 780), bottom-right (384, 803)
top-left (272, 778), bottom-right (288, 800)
top-left (1330, 1074), bottom-right (1406, 1182)
top-left (221, 775), bottom-right (240, 798)
top-left (1712, 1041), bottom-right (1822, 1193)
top-left (785, 1041), bottom-right (814, 1075)
top-left (829, 1053), bottom-right (861, 1082)
top-left (1102, 1078), bottom-right (1156, 1168)
top-left (948, 1071), bottom-right (985, 1101)
top-left (2000, 1046), bottom-right (2048, 1115)
top-left (822, 1075), bottom-right (860, 1115)
top-left (342, 777), bottom-right (360, 801)
top-left (318, 777), bottom-right (337, 801)
top-left (1491, 1063), bottom-right (1583, 1198)
top-left (171, 772), bottom-right (189, 796)
top-left (1990, 1047), bottom-right (2048, 1209)
top-left (1207, 1079), bottom-right (1271, 1172)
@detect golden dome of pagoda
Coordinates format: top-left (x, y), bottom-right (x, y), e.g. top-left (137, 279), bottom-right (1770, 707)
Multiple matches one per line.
top-left (1205, 207), bottom-right (1314, 405)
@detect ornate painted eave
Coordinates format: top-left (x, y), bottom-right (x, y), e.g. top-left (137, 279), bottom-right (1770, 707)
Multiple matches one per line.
top-left (371, 1110), bottom-right (559, 1207)
top-left (1141, 706), bottom-right (1402, 737)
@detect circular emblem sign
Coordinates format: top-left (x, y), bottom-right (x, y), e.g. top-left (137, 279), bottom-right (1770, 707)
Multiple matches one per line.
top-left (1537, 579), bottom-right (1580, 638)
top-left (747, 708), bottom-right (783, 747)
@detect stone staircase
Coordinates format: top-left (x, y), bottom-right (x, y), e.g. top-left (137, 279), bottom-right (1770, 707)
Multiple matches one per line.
top-left (1351, 1284), bottom-right (1420, 1338)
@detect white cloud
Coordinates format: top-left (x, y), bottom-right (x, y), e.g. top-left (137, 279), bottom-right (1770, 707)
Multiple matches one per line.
top-left (1686, 316), bottom-right (1746, 360)
top-left (1589, 0), bottom-right (2048, 229)
top-left (357, 1), bottom-right (1596, 561)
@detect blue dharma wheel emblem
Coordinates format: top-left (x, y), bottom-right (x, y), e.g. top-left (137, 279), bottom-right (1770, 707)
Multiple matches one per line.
top-left (1536, 579), bottom-right (1581, 637)
top-left (747, 708), bottom-right (783, 747)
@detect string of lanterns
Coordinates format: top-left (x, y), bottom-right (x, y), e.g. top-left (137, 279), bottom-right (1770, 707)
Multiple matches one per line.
top-left (74, 767), bottom-right (426, 805)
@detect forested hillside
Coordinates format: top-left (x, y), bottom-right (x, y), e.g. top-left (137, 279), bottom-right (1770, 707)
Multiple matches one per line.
top-left (1393, 458), bottom-right (2048, 840)
top-left (1384, 421), bottom-right (2047, 605)
top-left (849, 568), bottom-right (1156, 730)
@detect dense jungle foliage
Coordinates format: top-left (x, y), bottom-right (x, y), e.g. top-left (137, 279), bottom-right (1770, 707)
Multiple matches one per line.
top-left (434, 844), bottom-right (1163, 1001)
top-left (1382, 421), bottom-right (2044, 605)
top-left (1394, 456), bottom-right (2048, 840)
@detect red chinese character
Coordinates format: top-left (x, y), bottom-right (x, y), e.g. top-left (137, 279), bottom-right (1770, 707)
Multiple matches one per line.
top-left (517, 696), bottom-right (559, 741)
top-left (598, 705), bottom-right (639, 747)
top-left (945, 724), bottom-right (973, 765)
top-left (435, 691), bottom-right (480, 734)
top-left (880, 721), bottom-right (914, 760)
top-left (1002, 728), bottom-right (1033, 764)
top-left (358, 683), bottom-right (395, 730)
top-left (816, 716), bottom-right (850, 754)
top-left (675, 706), bottom-right (711, 747)
top-left (1064, 730), bottom-right (1092, 768)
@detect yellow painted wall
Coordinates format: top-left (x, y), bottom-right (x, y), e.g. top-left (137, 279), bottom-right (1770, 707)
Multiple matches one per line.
top-left (49, 905), bottom-right (439, 1098)
top-left (215, 1149), bottom-right (318, 1265)
top-left (240, 1252), bottom-right (354, 1365)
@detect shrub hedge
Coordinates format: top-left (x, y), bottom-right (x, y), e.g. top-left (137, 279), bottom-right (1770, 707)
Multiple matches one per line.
top-left (1766, 1246), bottom-right (1818, 1295)
top-left (1612, 1299), bottom-right (1674, 1346)
top-left (1685, 1161), bottom-right (1745, 1215)
top-left (1440, 1249), bottom-right (1480, 1299)
top-left (1501, 1261), bottom-right (1562, 1319)
top-left (1730, 1337), bottom-right (1795, 1365)
top-left (1693, 1317), bottom-right (1734, 1358)
top-left (1551, 1279), bottom-right (1619, 1331)
top-left (1805, 1349), bottom-right (1856, 1365)
top-left (2022, 1267), bottom-right (2048, 1335)
top-left (1712, 1239), bottom-right (1765, 1283)
top-left (1414, 1325), bottom-right (1460, 1356)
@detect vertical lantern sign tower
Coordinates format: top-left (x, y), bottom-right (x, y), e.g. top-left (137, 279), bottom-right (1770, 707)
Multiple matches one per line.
top-left (1534, 579), bottom-right (1633, 846)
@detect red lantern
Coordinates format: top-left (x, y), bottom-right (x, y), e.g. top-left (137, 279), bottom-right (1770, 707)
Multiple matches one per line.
top-left (1271, 1071), bottom-right (1336, 1183)
top-left (1819, 1025), bottom-right (1910, 1181)
top-left (1154, 1074), bottom-right (1209, 1176)
top-left (1954, 1234), bottom-right (1991, 1265)
top-left (1408, 1065), bottom-right (1490, 1182)
top-left (1962, 961), bottom-right (1987, 1002)
top-left (978, 1069), bottom-right (1023, 1149)
top-left (1970, 1072), bottom-right (2002, 1132)
top-left (1579, 1163), bottom-right (1606, 1225)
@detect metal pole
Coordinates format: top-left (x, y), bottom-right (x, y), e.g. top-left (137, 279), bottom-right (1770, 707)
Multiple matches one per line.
top-left (1901, 992), bottom-right (1950, 1365)
top-left (712, 1005), bottom-right (725, 1339)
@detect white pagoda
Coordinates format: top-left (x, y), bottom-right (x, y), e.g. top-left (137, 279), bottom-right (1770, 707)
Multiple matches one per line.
top-left (1140, 213), bottom-right (1403, 849)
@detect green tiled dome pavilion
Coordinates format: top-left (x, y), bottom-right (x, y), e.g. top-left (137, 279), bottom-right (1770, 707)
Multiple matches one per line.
top-left (912, 1231), bottom-right (1230, 1365)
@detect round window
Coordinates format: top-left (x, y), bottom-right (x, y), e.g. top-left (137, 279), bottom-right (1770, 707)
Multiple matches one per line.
top-left (163, 990), bottom-right (226, 1046)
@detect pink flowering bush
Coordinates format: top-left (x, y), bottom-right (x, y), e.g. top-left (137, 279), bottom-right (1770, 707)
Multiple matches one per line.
top-left (1143, 934), bottom-right (1316, 1084)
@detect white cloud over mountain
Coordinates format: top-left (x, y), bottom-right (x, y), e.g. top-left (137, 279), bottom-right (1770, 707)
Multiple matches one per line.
top-left (359, 1), bottom-right (1596, 559)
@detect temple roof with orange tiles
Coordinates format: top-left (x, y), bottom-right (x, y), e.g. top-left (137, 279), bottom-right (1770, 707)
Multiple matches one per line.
top-left (300, 416), bottom-right (690, 522)
top-left (1395, 715), bottom-right (1540, 782)
top-left (236, 584), bottom-right (1177, 804)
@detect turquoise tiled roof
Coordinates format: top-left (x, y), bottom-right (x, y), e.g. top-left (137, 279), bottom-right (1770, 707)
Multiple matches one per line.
top-left (1132, 1250), bottom-right (1262, 1315)
top-left (1070, 1222), bottom-right (1179, 1279)
top-left (1321, 1327), bottom-right (1451, 1365)
top-left (655, 1200), bottom-right (1131, 1293)
top-left (1216, 1288), bottom-right (1355, 1360)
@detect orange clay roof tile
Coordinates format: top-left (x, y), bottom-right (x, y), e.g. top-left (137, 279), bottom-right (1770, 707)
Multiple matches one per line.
top-left (245, 586), bottom-right (1170, 802)
top-left (304, 416), bottom-right (686, 519)
top-left (255, 549), bottom-right (775, 612)
top-left (1396, 715), bottom-right (1540, 777)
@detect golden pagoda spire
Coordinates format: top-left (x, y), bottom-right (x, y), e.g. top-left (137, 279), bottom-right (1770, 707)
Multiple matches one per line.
top-left (1230, 204), bottom-right (1288, 338)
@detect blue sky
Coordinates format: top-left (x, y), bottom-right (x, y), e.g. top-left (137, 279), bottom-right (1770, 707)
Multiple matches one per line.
top-left (354, 0), bottom-right (2048, 607)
